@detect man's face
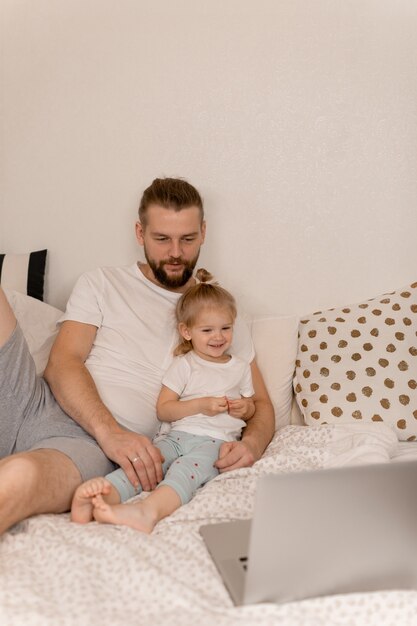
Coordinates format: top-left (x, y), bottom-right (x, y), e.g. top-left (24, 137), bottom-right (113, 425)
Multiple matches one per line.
top-left (136, 204), bottom-right (206, 291)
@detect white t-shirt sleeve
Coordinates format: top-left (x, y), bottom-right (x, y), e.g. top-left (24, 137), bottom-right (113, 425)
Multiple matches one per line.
top-left (161, 356), bottom-right (190, 396)
top-left (240, 362), bottom-right (255, 397)
top-left (59, 270), bottom-right (104, 328)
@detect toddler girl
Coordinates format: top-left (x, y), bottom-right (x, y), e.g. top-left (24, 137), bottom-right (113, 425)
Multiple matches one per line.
top-left (71, 270), bottom-right (255, 533)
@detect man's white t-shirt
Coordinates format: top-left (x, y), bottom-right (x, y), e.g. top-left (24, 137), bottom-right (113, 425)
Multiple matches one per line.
top-left (60, 264), bottom-right (255, 439)
top-left (162, 351), bottom-right (254, 442)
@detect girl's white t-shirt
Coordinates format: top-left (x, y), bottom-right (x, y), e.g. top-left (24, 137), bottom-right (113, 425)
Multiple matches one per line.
top-left (60, 264), bottom-right (255, 438)
top-left (161, 351), bottom-right (254, 442)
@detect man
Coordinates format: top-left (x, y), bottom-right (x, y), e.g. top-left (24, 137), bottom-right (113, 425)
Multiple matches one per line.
top-left (0, 178), bottom-right (274, 535)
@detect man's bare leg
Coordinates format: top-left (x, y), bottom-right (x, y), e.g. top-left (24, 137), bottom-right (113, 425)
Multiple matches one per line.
top-left (0, 287), bottom-right (84, 534)
top-left (0, 449), bottom-right (82, 535)
top-left (71, 477), bottom-right (121, 524)
top-left (92, 485), bottom-right (181, 533)
top-left (0, 287), bottom-right (17, 346)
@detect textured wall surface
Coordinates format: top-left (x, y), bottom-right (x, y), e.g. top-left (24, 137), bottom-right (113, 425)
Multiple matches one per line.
top-left (1, 0), bottom-right (416, 314)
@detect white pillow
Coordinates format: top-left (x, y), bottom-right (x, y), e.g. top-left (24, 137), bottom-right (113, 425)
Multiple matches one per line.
top-left (251, 315), bottom-right (299, 430)
top-left (5, 289), bottom-right (63, 375)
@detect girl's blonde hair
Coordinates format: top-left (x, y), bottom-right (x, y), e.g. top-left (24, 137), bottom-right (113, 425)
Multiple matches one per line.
top-left (174, 268), bottom-right (237, 356)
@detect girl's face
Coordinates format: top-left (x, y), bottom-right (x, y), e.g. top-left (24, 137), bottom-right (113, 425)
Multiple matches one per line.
top-left (179, 306), bottom-right (234, 362)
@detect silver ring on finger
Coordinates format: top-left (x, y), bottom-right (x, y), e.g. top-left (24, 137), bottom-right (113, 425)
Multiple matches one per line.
top-left (131, 456), bottom-right (140, 463)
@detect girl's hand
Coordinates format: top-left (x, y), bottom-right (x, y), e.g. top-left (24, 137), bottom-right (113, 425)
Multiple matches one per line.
top-left (199, 396), bottom-right (228, 416)
top-left (227, 397), bottom-right (255, 420)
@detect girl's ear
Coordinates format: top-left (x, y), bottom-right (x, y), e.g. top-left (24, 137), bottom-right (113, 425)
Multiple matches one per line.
top-left (178, 322), bottom-right (192, 341)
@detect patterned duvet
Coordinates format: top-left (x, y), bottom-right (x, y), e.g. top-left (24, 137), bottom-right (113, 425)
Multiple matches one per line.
top-left (1, 424), bottom-right (417, 626)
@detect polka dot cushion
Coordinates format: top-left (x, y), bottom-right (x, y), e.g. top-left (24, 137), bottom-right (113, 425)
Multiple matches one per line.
top-left (294, 281), bottom-right (417, 440)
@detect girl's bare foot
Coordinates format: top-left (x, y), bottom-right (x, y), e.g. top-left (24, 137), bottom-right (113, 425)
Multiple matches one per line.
top-left (71, 477), bottom-right (113, 524)
top-left (92, 494), bottom-right (157, 534)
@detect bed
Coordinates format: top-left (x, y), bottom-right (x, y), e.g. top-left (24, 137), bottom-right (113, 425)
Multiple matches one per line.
top-left (1, 277), bottom-right (417, 626)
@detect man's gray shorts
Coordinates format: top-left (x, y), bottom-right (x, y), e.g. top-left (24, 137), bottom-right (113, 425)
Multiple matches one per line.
top-left (0, 324), bottom-right (116, 481)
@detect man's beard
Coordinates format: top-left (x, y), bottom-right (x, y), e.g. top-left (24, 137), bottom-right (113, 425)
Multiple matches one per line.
top-left (144, 249), bottom-right (200, 289)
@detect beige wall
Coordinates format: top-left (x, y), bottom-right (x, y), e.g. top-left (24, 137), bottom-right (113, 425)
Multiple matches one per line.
top-left (1, 0), bottom-right (417, 314)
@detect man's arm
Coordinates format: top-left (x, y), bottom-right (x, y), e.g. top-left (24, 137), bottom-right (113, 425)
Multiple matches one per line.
top-left (215, 359), bottom-right (275, 472)
top-left (44, 321), bottom-right (163, 491)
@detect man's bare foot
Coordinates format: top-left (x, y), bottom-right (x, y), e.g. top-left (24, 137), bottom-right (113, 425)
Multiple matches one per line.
top-left (71, 477), bottom-right (114, 524)
top-left (92, 494), bottom-right (157, 533)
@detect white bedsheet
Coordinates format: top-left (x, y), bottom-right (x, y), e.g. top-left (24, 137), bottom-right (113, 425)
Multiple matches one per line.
top-left (1, 424), bottom-right (417, 626)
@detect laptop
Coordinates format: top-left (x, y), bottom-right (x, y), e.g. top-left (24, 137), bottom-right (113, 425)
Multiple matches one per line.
top-left (199, 460), bottom-right (417, 605)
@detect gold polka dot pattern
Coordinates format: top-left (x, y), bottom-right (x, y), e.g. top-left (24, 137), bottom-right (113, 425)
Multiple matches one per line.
top-left (294, 281), bottom-right (417, 440)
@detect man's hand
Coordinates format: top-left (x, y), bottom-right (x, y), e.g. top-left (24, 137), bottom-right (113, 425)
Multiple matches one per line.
top-left (227, 397), bottom-right (255, 420)
top-left (99, 431), bottom-right (164, 492)
top-left (214, 440), bottom-right (257, 473)
top-left (199, 396), bottom-right (228, 416)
